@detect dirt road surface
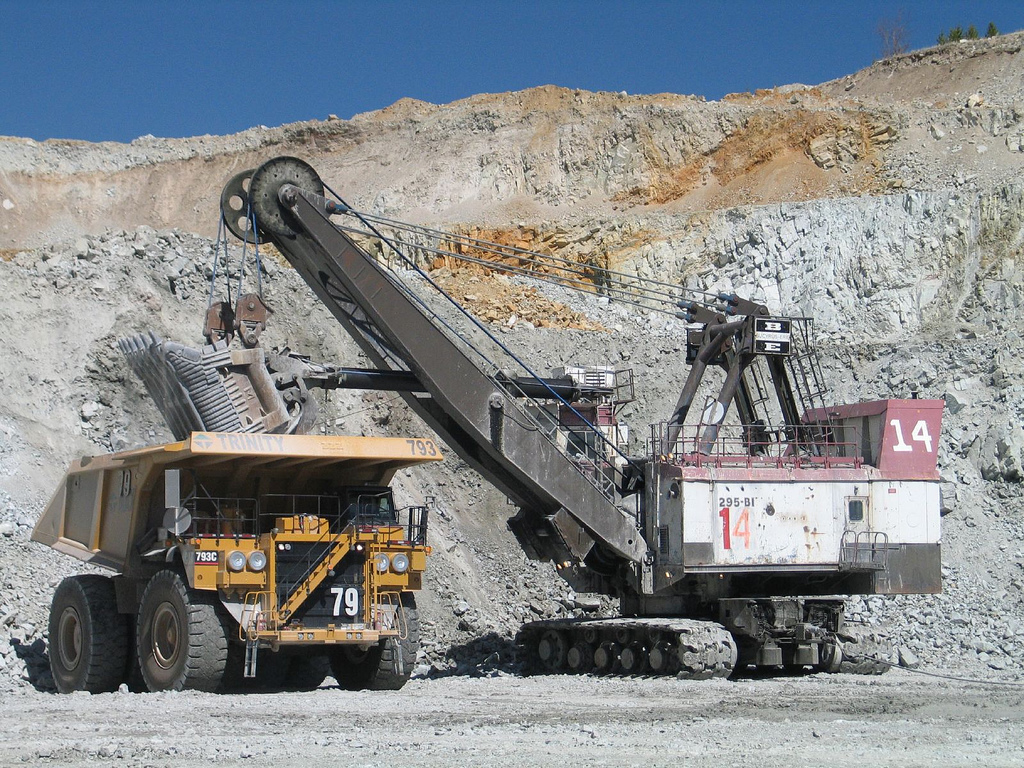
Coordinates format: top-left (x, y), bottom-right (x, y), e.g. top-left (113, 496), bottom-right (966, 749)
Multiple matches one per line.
top-left (2, 672), bottom-right (1021, 767)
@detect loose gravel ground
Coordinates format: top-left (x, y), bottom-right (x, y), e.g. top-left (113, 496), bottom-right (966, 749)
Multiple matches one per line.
top-left (2, 673), bottom-right (1022, 768)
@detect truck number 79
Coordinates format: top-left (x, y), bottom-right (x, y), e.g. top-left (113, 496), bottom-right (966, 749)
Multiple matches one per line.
top-left (330, 586), bottom-right (360, 617)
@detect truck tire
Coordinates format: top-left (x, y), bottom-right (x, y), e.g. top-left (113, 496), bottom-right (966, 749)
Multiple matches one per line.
top-left (251, 650), bottom-right (290, 690)
top-left (813, 640), bottom-right (843, 674)
top-left (136, 570), bottom-right (231, 692)
top-left (219, 645), bottom-right (285, 691)
top-left (123, 618), bottom-right (148, 692)
top-left (218, 641), bottom-right (248, 692)
top-left (329, 593), bottom-right (419, 690)
top-left (48, 575), bottom-right (129, 694)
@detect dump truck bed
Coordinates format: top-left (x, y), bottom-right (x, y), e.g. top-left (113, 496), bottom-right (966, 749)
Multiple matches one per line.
top-left (32, 432), bottom-right (443, 570)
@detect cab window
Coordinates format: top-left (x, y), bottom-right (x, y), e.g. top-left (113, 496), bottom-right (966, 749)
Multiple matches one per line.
top-left (344, 488), bottom-right (396, 523)
top-left (848, 498), bottom-right (865, 522)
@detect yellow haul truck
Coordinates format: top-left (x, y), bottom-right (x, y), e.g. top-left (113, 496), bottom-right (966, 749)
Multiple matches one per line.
top-left (32, 431), bottom-right (442, 693)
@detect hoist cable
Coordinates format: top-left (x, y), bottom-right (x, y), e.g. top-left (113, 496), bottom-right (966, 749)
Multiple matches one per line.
top-left (347, 208), bottom-right (721, 303)
top-left (333, 220), bottom-right (682, 319)
top-left (340, 209), bottom-right (734, 317)
top-left (250, 205), bottom-right (263, 298)
top-left (209, 216), bottom-right (228, 310)
top-left (342, 214), bottom-right (688, 313)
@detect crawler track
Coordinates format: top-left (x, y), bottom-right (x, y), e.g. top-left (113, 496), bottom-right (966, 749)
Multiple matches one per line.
top-left (518, 616), bottom-right (893, 679)
top-left (517, 618), bottom-right (738, 679)
top-left (837, 624), bottom-right (896, 675)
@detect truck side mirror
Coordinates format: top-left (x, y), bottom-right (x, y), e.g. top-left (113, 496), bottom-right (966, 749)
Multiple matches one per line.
top-left (161, 469), bottom-right (192, 536)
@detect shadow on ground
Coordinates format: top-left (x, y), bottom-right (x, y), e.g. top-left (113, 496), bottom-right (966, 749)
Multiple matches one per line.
top-left (425, 632), bottom-right (522, 678)
top-left (11, 637), bottom-right (55, 692)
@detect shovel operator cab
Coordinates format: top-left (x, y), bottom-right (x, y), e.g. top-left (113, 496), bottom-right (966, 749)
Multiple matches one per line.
top-left (32, 431), bottom-right (441, 693)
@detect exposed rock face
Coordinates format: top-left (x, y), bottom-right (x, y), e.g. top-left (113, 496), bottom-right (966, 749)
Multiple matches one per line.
top-left (3, 33), bottom-right (1023, 250)
top-left (1, 32), bottom-right (1024, 689)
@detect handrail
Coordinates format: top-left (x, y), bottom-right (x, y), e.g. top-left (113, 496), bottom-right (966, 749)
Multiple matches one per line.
top-left (648, 421), bottom-right (864, 469)
top-left (840, 529), bottom-right (890, 570)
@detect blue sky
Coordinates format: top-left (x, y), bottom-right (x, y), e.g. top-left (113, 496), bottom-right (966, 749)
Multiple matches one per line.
top-left (4, 1), bottom-right (1023, 143)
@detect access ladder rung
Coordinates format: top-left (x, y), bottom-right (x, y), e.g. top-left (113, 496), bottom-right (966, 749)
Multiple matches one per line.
top-left (244, 638), bottom-right (258, 678)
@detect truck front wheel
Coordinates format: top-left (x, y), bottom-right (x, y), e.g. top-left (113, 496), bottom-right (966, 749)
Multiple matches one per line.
top-left (136, 570), bottom-right (230, 692)
top-left (48, 575), bottom-right (129, 693)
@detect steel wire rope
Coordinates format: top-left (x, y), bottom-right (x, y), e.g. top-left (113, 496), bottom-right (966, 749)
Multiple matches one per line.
top-left (343, 218), bottom-right (683, 309)
top-left (251, 206), bottom-right (263, 297)
top-left (346, 208), bottom-right (722, 305)
top-left (236, 223), bottom-right (247, 297)
top-left (209, 215), bottom-right (232, 310)
top-left (333, 220), bottom-right (683, 319)
top-left (304, 204), bottom-right (566, 440)
top-left (843, 652), bottom-right (1024, 687)
top-left (336, 393), bottom-right (406, 421)
top-left (327, 223), bottom-right (569, 446)
top-left (236, 203), bottom-right (264, 299)
top-left (496, 404), bottom-right (543, 433)
top-left (341, 216), bottom-right (727, 318)
top-left (330, 205), bottom-right (629, 468)
top-left (333, 218), bottom-right (703, 453)
top-left (335, 218), bottom-right (671, 309)
top-left (320, 182), bottom-right (640, 475)
top-left (320, 219), bottom-right (518, 385)
top-left (339, 211), bottom-right (747, 326)
top-left (335, 219), bottom-right (770, 457)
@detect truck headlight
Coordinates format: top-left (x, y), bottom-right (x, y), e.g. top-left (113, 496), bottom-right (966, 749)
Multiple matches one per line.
top-left (247, 550), bottom-right (267, 572)
top-left (391, 553), bottom-right (410, 573)
top-left (227, 550), bottom-right (246, 572)
top-left (374, 553), bottom-right (390, 573)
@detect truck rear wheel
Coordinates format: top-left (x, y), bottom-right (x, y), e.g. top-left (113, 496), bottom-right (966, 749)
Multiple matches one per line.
top-left (48, 575), bottom-right (129, 694)
top-left (329, 593), bottom-right (419, 690)
top-left (136, 570), bottom-right (230, 692)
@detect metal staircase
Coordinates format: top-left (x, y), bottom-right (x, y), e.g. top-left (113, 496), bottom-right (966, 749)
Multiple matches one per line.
top-left (276, 533), bottom-right (354, 622)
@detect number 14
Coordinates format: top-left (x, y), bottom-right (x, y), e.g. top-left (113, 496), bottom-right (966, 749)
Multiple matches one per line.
top-left (890, 419), bottom-right (933, 453)
top-left (718, 507), bottom-right (751, 550)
